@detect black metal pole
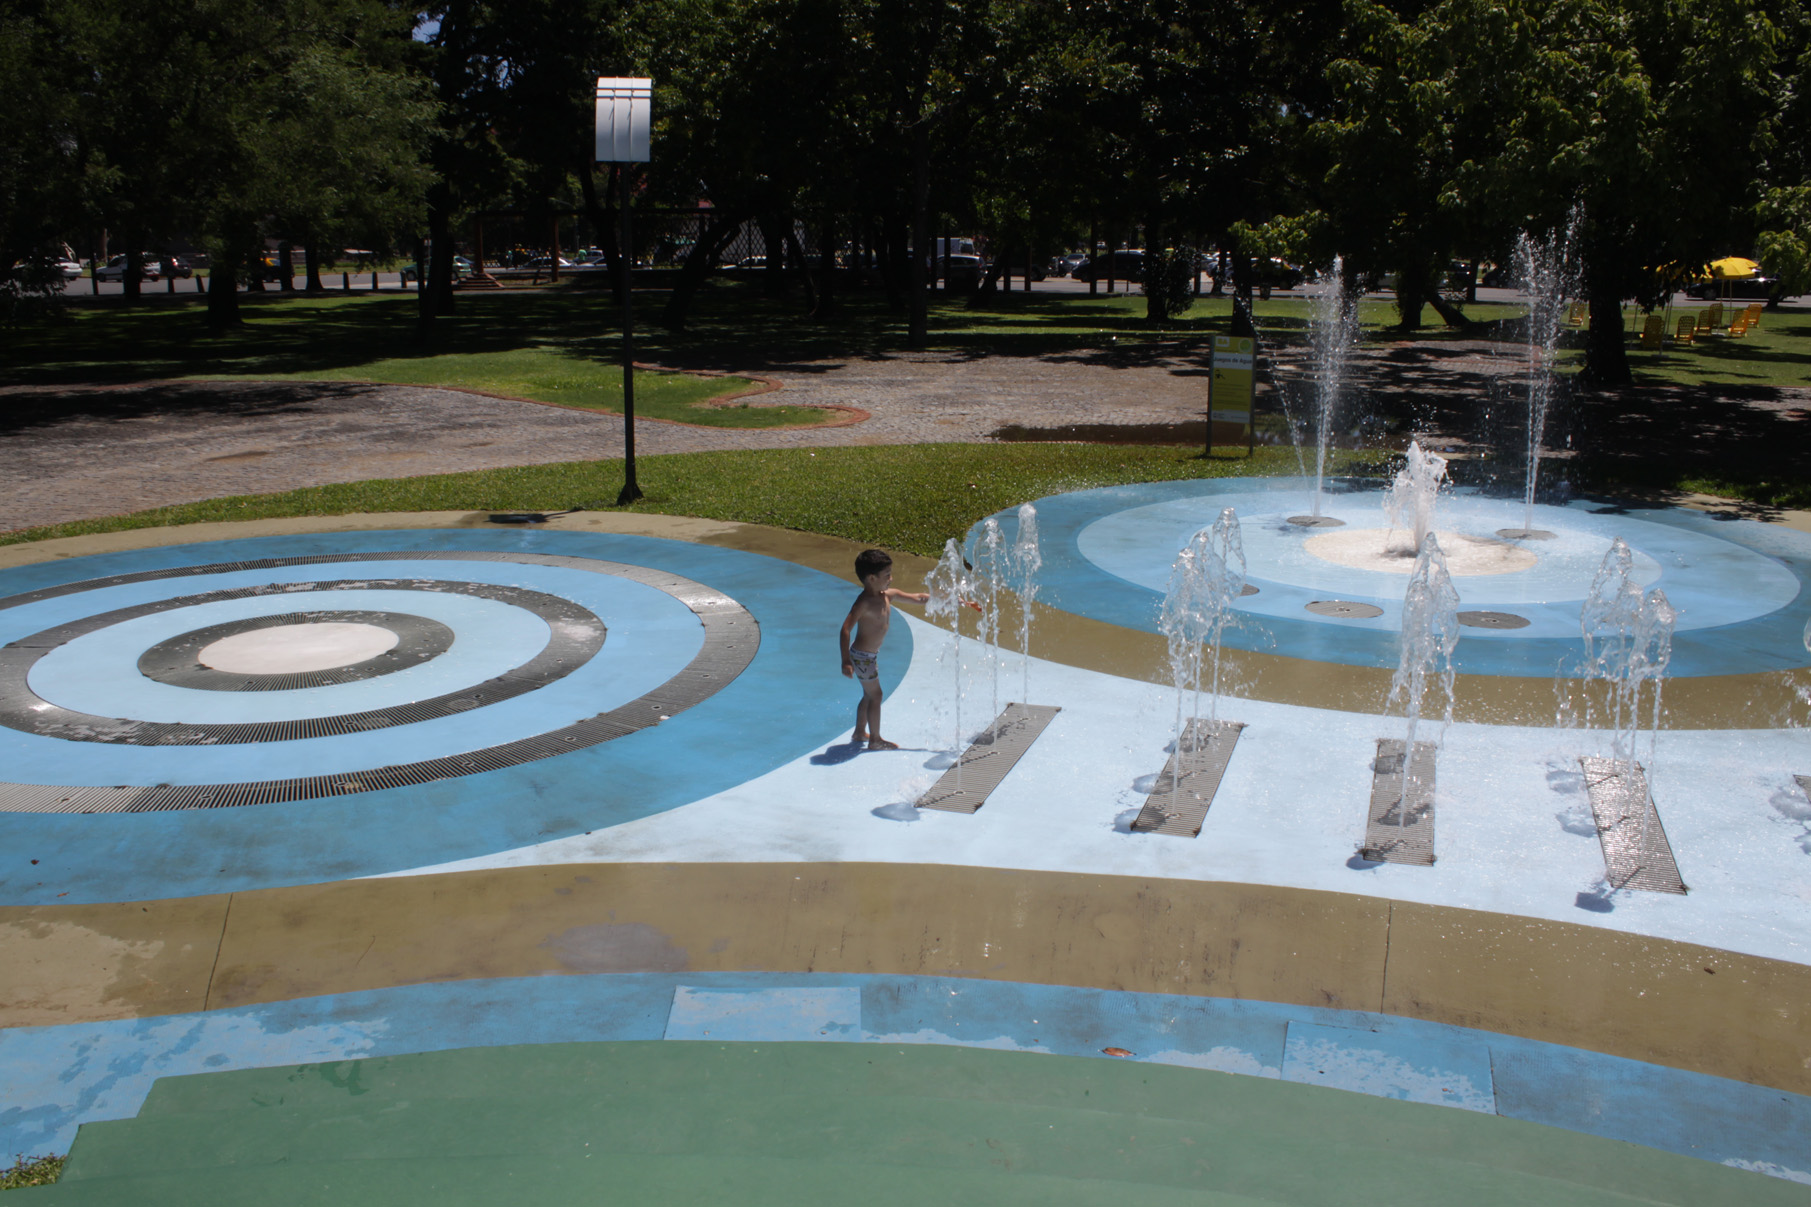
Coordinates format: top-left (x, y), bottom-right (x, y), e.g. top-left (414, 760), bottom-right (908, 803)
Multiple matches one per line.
top-left (617, 163), bottom-right (642, 505)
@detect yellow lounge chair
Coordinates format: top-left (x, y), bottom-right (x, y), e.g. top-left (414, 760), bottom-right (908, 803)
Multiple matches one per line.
top-left (1567, 301), bottom-right (1589, 327)
top-left (1639, 314), bottom-right (1666, 349)
top-left (1674, 315), bottom-right (1697, 345)
top-left (1699, 302), bottom-right (1724, 332)
top-left (1743, 302), bottom-right (1762, 329)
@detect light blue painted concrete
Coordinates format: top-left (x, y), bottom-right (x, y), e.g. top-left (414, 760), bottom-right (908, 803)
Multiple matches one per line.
top-left (3, 559), bottom-right (703, 782)
top-left (27, 588), bottom-right (553, 723)
top-left (3, 973), bottom-right (1806, 1184)
top-left (665, 986), bottom-right (862, 1042)
top-left (0, 530), bottom-right (901, 904)
top-left (983, 478), bottom-right (1811, 676)
top-left (1281, 1020), bottom-right (1496, 1112)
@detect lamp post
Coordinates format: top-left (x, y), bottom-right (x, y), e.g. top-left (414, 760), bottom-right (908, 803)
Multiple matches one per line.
top-left (595, 76), bottom-right (651, 505)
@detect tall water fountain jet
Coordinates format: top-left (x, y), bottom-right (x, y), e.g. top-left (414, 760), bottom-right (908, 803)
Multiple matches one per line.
top-left (1575, 536), bottom-right (1685, 893)
top-left (1012, 503), bottom-right (1041, 705)
top-left (1291, 258), bottom-right (1361, 526)
top-left (1504, 212), bottom-right (1582, 539)
top-left (1389, 535), bottom-right (1461, 814)
top-left (1580, 538), bottom-right (1677, 775)
top-left (923, 538), bottom-right (971, 784)
top-left (970, 518), bottom-right (1008, 742)
top-left (1135, 509), bottom-right (1248, 835)
top-left (1383, 441), bottom-right (1449, 557)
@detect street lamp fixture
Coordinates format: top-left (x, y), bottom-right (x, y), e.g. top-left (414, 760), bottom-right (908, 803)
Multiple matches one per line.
top-left (595, 76), bottom-right (651, 505)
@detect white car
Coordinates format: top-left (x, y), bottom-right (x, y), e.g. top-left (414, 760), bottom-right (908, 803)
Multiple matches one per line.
top-left (94, 255), bottom-right (161, 283)
top-left (56, 258), bottom-right (83, 280)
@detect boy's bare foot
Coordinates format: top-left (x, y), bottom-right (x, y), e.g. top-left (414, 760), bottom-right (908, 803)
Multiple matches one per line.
top-left (851, 731), bottom-right (868, 746)
top-left (867, 737), bottom-right (899, 751)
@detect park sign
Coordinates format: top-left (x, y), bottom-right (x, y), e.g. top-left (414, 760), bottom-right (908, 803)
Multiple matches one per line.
top-left (594, 77), bottom-right (651, 163)
top-left (1208, 334), bottom-right (1254, 449)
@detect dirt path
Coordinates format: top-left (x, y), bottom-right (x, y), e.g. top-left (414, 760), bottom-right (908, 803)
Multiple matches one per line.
top-left (2, 343), bottom-right (1805, 533)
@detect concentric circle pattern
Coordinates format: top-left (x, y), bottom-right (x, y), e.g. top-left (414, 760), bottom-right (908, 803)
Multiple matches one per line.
top-left (980, 477), bottom-right (1811, 677)
top-left (139, 610), bottom-right (454, 691)
top-left (0, 549), bottom-right (755, 812)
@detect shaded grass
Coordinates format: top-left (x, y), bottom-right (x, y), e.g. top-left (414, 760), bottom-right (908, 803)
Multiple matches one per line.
top-left (0, 443), bottom-right (1344, 558)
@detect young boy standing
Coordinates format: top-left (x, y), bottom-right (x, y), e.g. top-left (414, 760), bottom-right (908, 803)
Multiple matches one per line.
top-left (840, 548), bottom-right (928, 750)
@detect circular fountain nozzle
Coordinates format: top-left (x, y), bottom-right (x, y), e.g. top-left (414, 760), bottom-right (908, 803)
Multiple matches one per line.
top-left (1287, 516), bottom-right (1347, 528)
top-left (1305, 600), bottom-right (1384, 618)
top-left (1458, 610), bottom-right (1532, 629)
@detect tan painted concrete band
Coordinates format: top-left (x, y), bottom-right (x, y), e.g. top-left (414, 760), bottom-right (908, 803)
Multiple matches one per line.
top-left (3, 865), bottom-right (1805, 1096)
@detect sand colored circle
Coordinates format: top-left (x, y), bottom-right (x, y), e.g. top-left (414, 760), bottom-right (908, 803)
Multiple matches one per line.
top-left (1302, 528), bottom-right (1538, 577)
top-left (198, 622), bottom-right (400, 674)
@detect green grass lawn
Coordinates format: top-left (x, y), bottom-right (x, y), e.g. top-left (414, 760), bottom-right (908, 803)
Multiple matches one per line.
top-left (0, 442), bottom-right (1341, 556)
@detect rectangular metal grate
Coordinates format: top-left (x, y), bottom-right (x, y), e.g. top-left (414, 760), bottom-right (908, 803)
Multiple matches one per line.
top-left (1580, 756), bottom-right (1686, 894)
top-left (1131, 719), bottom-right (1246, 837)
top-left (1361, 739), bottom-right (1437, 865)
top-left (916, 703), bottom-right (1062, 814)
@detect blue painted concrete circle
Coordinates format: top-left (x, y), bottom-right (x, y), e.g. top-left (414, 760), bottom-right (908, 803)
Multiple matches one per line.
top-left (0, 530), bottom-right (897, 904)
top-left (977, 478), bottom-right (1811, 677)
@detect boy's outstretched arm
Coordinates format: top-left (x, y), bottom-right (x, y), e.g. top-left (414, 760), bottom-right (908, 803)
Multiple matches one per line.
top-left (884, 588), bottom-right (931, 604)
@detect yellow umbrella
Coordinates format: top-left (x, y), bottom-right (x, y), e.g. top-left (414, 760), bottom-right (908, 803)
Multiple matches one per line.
top-left (1708, 256), bottom-right (1760, 279)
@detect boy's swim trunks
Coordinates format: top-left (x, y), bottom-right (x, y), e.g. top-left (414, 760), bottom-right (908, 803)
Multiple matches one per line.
top-left (849, 649), bottom-right (879, 681)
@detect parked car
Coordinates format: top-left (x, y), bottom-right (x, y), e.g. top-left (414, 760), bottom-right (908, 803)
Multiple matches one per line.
top-left (55, 258), bottom-right (83, 280)
top-left (1049, 252), bottom-right (1089, 278)
top-left (159, 255), bottom-right (193, 279)
top-left (522, 256), bottom-right (574, 271)
top-left (934, 253), bottom-right (985, 290)
top-left (1070, 250), bottom-right (1144, 284)
top-left (1686, 274), bottom-right (1779, 301)
top-left (1251, 258), bottom-right (1305, 290)
top-left (94, 255), bottom-right (160, 283)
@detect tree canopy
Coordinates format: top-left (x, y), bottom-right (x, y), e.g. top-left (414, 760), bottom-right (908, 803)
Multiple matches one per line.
top-left (5, 0), bottom-right (1806, 374)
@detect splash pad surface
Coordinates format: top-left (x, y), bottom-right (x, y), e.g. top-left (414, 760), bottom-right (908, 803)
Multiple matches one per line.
top-left (2, 510), bottom-right (1808, 1193)
top-left (1026, 477), bottom-right (1810, 674)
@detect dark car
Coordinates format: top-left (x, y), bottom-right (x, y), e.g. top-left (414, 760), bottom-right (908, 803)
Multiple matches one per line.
top-left (1686, 274), bottom-right (1779, 301)
top-left (159, 255), bottom-right (193, 279)
top-left (1070, 250), bottom-right (1145, 283)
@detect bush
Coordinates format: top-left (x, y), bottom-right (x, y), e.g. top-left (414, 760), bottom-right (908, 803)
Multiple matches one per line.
top-left (1141, 246), bottom-right (1201, 323)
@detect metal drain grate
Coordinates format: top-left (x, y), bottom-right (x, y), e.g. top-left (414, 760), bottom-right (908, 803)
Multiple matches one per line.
top-left (1581, 756), bottom-right (1686, 893)
top-left (0, 551), bottom-right (759, 812)
top-left (916, 703), bottom-right (1061, 814)
top-left (1361, 739), bottom-right (1437, 865)
top-left (1130, 718), bottom-right (1245, 837)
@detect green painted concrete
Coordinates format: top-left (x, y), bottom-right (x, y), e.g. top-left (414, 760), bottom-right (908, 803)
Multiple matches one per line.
top-left (30, 1043), bottom-right (1806, 1205)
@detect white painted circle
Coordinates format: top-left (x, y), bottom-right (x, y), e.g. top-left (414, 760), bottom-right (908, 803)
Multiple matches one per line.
top-left (1302, 528), bottom-right (1539, 577)
top-left (197, 622), bottom-right (399, 674)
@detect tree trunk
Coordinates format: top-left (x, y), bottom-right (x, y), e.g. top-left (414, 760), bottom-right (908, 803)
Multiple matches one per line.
top-left (1394, 256), bottom-right (1431, 330)
top-left (785, 228), bottom-right (817, 314)
top-left (422, 187), bottom-right (456, 321)
top-left (1427, 290), bottom-right (1472, 330)
top-left (1144, 216), bottom-right (1164, 323)
top-left (1227, 237), bottom-right (1256, 339)
top-left (812, 216), bottom-right (836, 319)
top-left (908, 124), bottom-right (929, 349)
top-left (123, 245), bottom-right (142, 302)
top-left (660, 208), bottom-right (750, 330)
top-left (759, 212), bottom-right (789, 295)
top-left (278, 242), bottom-right (295, 291)
top-left (207, 251), bottom-right (241, 330)
top-left (304, 239), bottom-right (324, 293)
top-left (1582, 287), bottom-right (1632, 386)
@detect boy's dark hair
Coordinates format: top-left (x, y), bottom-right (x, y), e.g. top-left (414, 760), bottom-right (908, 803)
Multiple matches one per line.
top-left (855, 548), bottom-right (892, 582)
